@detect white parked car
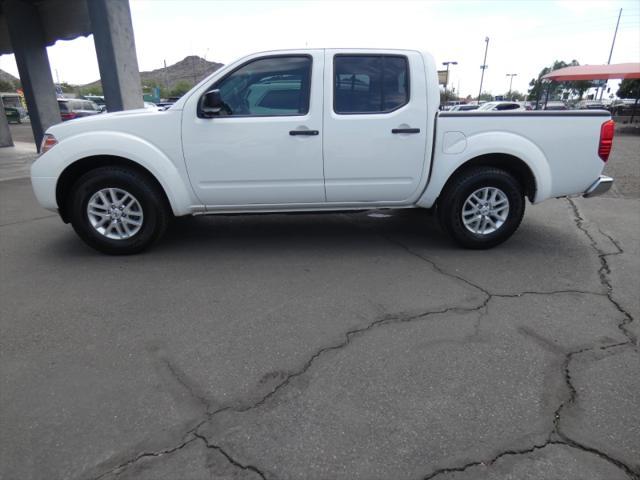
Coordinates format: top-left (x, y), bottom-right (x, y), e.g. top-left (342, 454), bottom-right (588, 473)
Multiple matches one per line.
top-left (32, 48), bottom-right (615, 254)
top-left (477, 101), bottom-right (527, 111)
top-left (143, 102), bottom-right (163, 112)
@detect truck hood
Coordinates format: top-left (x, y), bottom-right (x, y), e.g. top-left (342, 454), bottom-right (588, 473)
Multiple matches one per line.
top-left (46, 108), bottom-right (175, 141)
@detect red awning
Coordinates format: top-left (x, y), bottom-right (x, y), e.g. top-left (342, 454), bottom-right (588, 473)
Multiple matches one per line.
top-left (542, 63), bottom-right (640, 82)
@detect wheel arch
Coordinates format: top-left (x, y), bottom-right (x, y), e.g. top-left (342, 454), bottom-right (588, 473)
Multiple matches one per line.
top-left (417, 131), bottom-right (553, 208)
top-left (56, 155), bottom-right (173, 223)
top-left (441, 153), bottom-right (537, 203)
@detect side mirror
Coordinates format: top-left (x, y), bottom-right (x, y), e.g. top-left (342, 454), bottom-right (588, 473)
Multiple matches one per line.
top-left (200, 89), bottom-right (223, 117)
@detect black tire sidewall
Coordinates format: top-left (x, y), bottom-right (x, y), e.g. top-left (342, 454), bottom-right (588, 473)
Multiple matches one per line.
top-left (69, 168), bottom-right (167, 254)
top-left (440, 168), bottom-right (525, 249)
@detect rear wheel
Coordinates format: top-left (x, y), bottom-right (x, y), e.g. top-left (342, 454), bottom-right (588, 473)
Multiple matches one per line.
top-left (437, 167), bottom-right (525, 249)
top-left (68, 167), bottom-right (170, 254)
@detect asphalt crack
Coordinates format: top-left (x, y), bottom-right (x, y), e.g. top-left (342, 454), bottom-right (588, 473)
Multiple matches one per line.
top-left (193, 432), bottom-right (267, 479)
top-left (92, 435), bottom-right (199, 480)
top-left (163, 358), bottom-right (212, 413)
top-left (567, 198), bottom-right (637, 345)
top-left (422, 439), bottom-right (639, 480)
top-left (88, 205), bottom-right (637, 479)
top-left (383, 213), bottom-right (639, 479)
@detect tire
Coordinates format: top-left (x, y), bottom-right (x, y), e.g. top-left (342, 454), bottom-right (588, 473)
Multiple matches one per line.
top-left (68, 167), bottom-right (170, 254)
top-left (437, 167), bottom-right (525, 249)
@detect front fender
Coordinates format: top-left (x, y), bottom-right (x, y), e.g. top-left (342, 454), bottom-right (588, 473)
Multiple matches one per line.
top-left (418, 131), bottom-right (552, 208)
top-left (31, 131), bottom-right (196, 216)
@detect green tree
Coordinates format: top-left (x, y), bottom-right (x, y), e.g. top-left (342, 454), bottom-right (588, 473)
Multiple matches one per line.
top-left (0, 79), bottom-right (16, 92)
top-left (617, 79), bottom-right (640, 99)
top-left (506, 90), bottom-right (526, 101)
top-left (58, 82), bottom-right (75, 93)
top-left (142, 80), bottom-right (169, 100)
top-left (439, 88), bottom-right (456, 104)
top-left (478, 91), bottom-right (493, 101)
top-left (169, 81), bottom-right (193, 98)
top-left (616, 79), bottom-right (640, 121)
top-left (528, 60), bottom-right (595, 106)
top-left (79, 84), bottom-right (103, 96)
top-left (570, 80), bottom-right (593, 100)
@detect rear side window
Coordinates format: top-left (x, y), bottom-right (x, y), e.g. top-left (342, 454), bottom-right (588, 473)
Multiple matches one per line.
top-left (334, 55), bottom-right (409, 114)
top-left (58, 101), bottom-right (69, 112)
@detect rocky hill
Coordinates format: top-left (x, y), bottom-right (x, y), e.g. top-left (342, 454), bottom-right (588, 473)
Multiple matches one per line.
top-left (82, 55), bottom-right (223, 91)
top-left (0, 68), bottom-right (20, 90)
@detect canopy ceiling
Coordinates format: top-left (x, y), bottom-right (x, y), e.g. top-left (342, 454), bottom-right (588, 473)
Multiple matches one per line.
top-left (542, 63), bottom-right (640, 82)
top-left (0, 0), bottom-right (92, 56)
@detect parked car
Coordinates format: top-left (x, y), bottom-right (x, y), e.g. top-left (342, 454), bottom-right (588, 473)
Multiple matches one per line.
top-left (32, 48), bottom-right (615, 254)
top-left (58, 99), bottom-right (102, 121)
top-left (83, 95), bottom-right (107, 112)
top-left (610, 99), bottom-right (639, 116)
top-left (542, 101), bottom-right (568, 111)
top-left (4, 106), bottom-right (22, 123)
top-left (477, 101), bottom-right (526, 111)
top-left (449, 104), bottom-right (479, 111)
top-left (143, 102), bottom-right (164, 112)
top-left (576, 100), bottom-right (606, 110)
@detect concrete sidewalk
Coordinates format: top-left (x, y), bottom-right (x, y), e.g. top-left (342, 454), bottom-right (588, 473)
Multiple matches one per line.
top-left (0, 141), bottom-right (37, 181)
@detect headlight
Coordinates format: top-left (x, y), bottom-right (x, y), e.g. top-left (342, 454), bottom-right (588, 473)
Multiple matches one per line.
top-left (39, 133), bottom-right (58, 154)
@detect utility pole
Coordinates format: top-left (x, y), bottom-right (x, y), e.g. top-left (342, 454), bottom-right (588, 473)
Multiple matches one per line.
top-left (442, 61), bottom-right (458, 106)
top-left (599, 8), bottom-right (622, 100)
top-left (506, 73), bottom-right (518, 100)
top-left (163, 60), bottom-right (169, 94)
top-left (478, 36), bottom-right (489, 102)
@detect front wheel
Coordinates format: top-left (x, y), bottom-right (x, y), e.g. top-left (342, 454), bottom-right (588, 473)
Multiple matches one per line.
top-left (68, 167), bottom-right (170, 254)
top-left (437, 167), bottom-right (525, 249)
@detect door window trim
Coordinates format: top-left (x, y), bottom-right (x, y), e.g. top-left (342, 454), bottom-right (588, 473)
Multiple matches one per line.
top-left (332, 54), bottom-right (411, 116)
top-left (198, 54), bottom-right (313, 119)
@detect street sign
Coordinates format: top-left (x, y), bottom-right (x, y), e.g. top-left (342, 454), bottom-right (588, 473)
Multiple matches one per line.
top-left (437, 70), bottom-right (448, 86)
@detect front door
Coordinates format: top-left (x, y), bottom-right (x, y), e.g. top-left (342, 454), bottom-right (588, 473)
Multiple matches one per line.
top-left (322, 50), bottom-right (428, 203)
top-left (182, 52), bottom-right (325, 207)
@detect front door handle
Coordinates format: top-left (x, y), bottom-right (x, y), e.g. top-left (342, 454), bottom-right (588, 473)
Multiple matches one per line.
top-left (290, 130), bottom-right (319, 136)
top-left (392, 128), bottom-right (420, 134)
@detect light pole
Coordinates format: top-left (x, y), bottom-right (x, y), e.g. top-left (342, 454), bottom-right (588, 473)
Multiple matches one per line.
top-left (598, 8), bottom-right (622, 100)
top-left (478, 36), bottom-right (489, 102)
top-left (442, 61), bottom-right (458, 105)
top-left (506, 73), bottom-right (518, 100)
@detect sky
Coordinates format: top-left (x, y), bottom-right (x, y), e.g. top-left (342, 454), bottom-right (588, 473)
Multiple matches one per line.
top-left (1, 0), bottom-right (639, 98)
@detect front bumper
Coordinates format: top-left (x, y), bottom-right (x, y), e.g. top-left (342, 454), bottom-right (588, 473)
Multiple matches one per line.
top-left (583, 175), bottom-right (613, 198)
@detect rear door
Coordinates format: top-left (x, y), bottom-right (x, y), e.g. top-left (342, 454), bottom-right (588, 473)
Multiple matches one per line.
top-left (322, 50), bottom-right (428, 203)
top-left (182, 52), bottom-right (325, 207)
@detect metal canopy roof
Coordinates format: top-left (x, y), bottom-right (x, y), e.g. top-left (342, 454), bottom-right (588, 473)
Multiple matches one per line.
top-left (0, 0), bottom-right (92, 55)
top-left (542, 63), bottom-right (640, 82)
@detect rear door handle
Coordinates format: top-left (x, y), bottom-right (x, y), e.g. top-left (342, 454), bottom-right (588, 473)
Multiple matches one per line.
top-left (392, 128), bottom-right (420, 134)
top-left (290, 130), bottom-right (319, 136)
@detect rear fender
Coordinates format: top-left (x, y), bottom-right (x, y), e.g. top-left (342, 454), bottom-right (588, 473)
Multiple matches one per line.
top-left (418, 131), bottom-right (552, 207)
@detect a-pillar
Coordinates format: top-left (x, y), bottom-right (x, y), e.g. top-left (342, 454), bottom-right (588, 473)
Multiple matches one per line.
top-left (88, 0), bottom-right (143, 112)
top-left (4, 0), bottom-right (61, 150)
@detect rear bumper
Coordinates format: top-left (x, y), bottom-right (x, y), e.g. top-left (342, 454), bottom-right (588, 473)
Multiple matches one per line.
top-left (583, 175), bottom-right (613, 198)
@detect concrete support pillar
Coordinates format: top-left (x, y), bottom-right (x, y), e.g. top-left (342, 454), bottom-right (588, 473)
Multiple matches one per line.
top-left (0, 98), bottom-right (14, 147)
top-left (88, 0), bottom-right (143, 112)
top-left (4, 0), bottom-right (61, 150)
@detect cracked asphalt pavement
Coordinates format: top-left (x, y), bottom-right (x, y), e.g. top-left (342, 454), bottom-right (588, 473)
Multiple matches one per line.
top-left (1, 133), bottom-right (639, 479)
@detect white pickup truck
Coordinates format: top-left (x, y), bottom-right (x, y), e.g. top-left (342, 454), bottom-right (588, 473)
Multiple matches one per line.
top-left (31, 48), bottom-right (615, 254)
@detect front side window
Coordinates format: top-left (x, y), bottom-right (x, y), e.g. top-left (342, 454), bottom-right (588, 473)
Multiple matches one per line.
top-left (213, 56), bottom-right (312, 116)
top-left (334, 55), bottom-right (409, 114)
